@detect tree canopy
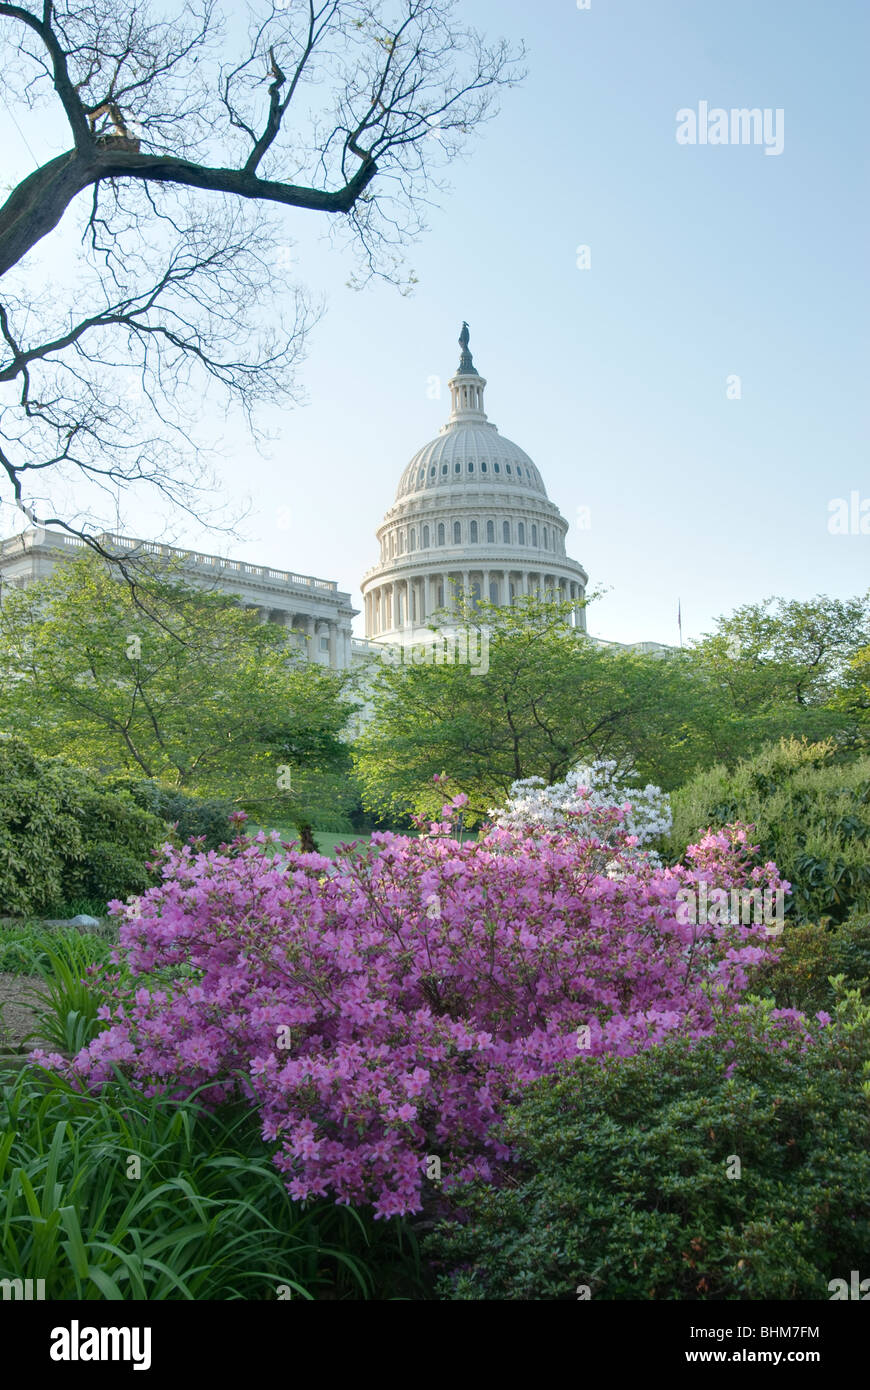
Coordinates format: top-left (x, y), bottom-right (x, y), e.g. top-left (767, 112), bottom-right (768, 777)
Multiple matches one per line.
top-left (353, 593), bottom-right (869, 824)
top-left (0, 548), bottom-right (357, 821)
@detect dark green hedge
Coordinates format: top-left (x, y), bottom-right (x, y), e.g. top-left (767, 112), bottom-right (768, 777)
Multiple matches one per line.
top-left (0, 739), bottom-right (162, 915)
top-left (428, 991), bottom-right (870, 1300)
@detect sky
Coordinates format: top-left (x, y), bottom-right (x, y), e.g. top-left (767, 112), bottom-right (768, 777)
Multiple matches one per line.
top-left (1, 0), bottom-right (867, 645)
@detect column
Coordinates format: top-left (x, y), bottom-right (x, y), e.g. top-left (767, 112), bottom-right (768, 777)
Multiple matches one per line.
top-left (482, 568), bottom-right (491, 605)
top-left (328, 620), bottom-right (337, 669)
top-left (423, 574), bottom-right (430, 621)
top-left (522, 571), bottom-right (530, 596)
top-left (462, 570), bottom-right (470, 609)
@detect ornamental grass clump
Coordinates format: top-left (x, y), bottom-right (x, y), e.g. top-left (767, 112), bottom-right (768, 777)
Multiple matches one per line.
top-left (36, 800), bottom-right (787, 1218)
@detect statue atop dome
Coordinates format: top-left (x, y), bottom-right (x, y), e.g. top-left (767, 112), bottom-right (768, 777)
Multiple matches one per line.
top-left (457, 320), bottom-right (476, 374)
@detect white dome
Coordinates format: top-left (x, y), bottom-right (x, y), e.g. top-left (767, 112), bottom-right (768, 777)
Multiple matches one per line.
top-left (397, 423), bottom-right (547, 500)
top-left (361, 323), bottom-right (588, 643)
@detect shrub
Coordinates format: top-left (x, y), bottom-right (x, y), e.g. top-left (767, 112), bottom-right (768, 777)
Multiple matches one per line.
top-left (750, 910), bottom-right (870, 1013)
top-left (426, 990), bottom-right (870, 1300)
top-left (0, 739), bottom-right (163, 916)
top-left (40, 803), bottom-right (785, 1218)
top-left (109, 778), bottom-right (235, 853)
top-left (669, 739), bottom-right (870, 924)
top-left (488, 759), bottom-right (672, 854)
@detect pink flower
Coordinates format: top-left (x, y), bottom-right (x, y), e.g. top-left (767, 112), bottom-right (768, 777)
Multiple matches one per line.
top-left (54, 812), bottom-right (789, 1215)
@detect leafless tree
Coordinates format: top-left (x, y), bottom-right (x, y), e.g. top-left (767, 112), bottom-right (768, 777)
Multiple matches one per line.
top-left (0, 0), bottom-right (523, 547)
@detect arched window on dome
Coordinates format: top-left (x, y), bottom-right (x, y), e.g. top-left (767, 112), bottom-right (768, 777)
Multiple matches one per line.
top-left (494, 462), bottom-right (500, 473)
top-left (468, 462), bottom-right (474, 473)
top-left (489, 579), bottom-right (499, 604)
top-left (442, 464), bottom-right (448, 475)
top-left (518, 522), bottom-right (525, 544)
top-left (470, 520), bottom-right (478, 542)
top-left (437, 582), bottom-right (444, 607)
top-left (486, 520), bottom-right (494, 543)
top-left (419, 469), bottom-right (424, 482)
top-left (453, 521), bottom-right (461, 544)
top-left (409, 528), bottom-right (416, 551)
top-left (438, 522), bottom-right (445, 546)
top-left (531, 524), bottom-right (538, 547)
top-left (503, 520), bottom-right (510, 543)
top-left (481, 461), bottom-right (487, 473)
top-left (506, 464), bottom-right (512, 474)
top-left (455, 462), bottom-right (461, 473)
top-left (423, 525), bottom-right (430, 548)
top-left (429, 466), bottom-right (436, 478)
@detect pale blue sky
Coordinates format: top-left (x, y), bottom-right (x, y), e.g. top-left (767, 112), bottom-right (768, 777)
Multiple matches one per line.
top-left (1, 0), bottom-right (867, 644)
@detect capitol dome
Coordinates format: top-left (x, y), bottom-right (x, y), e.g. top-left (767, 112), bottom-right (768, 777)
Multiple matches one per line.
top-left (361, 324), bottom-right (588, 641)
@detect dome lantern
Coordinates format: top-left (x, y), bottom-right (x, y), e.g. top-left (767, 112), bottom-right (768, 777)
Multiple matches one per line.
top-left (448, 320), bottom-right (487, 424)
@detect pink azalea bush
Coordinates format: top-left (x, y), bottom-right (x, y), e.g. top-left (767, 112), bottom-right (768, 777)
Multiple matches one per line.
top-left (37, 801), bottom-right (789, 1218)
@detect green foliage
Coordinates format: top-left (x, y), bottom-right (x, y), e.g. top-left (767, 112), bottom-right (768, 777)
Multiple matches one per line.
top-left (750, 911), bottom-right (870, 1013)
top-left (354, 596), bottom-right (733, 824)
top-left (22, 934), bottom-right (113, 1054)
top-left (0, 1069), bottom-right (424, 1299)
top-left (670, 738), bottom-right (870, 924)
top-left (354, 592), bottom-right (867, 827)
top-left (109, 778), bottom-right (235, 852)
top-left (690, 593), bottom-right (870, 734)
top-left (0, 922), bottom-right (115, 978)
top-left (0, 739), bottom-right (163, 916)
top-left (0, 551), bottom-right (358, 817)
top-left (428, 991), bottom-right (870, 1300)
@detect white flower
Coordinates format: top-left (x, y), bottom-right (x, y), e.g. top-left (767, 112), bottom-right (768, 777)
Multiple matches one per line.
top-left (487, 759), bottom-right (672, 858)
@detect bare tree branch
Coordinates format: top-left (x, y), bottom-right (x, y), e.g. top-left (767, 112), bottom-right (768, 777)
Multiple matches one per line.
top-left (0, 0), bottom-right (524, 538)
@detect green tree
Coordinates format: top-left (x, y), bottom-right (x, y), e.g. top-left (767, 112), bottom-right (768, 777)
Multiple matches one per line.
top-left (0, 550), bottom-right (356, 823)
top-left (354, 596), bottom-right (727, 824)
top-left (689, 594), bottom-right (870, 733)
top-left (827, 642), bottom-right (870, 750)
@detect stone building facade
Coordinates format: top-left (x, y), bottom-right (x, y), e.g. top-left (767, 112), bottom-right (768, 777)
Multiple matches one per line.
top-left (0, 528), bottom-right (357, 671)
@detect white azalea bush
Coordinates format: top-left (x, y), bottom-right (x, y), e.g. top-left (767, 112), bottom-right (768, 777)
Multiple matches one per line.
top-left (487, 760), bottom-right (672, 870)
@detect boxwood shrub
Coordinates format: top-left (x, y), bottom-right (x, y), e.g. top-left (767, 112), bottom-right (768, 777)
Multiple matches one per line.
top-left (428, 991), bottom-right (870, 1301)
